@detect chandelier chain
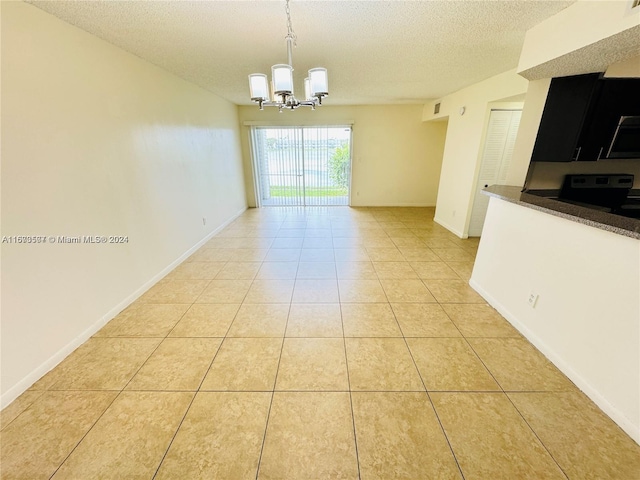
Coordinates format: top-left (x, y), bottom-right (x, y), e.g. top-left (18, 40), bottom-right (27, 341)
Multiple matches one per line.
top-left (285, 0), bottom-right (297, 46)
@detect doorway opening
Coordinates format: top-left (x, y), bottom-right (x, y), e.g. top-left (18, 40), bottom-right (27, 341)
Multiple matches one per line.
top-left (250, 126), bottom-right (352, 206)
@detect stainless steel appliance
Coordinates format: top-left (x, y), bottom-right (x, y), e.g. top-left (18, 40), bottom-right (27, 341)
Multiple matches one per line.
top-left (606, 116), bottom-right (640, 159)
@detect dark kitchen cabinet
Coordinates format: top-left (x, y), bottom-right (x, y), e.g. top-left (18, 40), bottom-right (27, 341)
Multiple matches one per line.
top-left (530, 73), bottom-right (602, 162)
top-left (580, 78), bottom-right (640, 160)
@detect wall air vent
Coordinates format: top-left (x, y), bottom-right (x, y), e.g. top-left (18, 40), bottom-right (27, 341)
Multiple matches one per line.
top-left (434, 103), bottom-right (441, 114)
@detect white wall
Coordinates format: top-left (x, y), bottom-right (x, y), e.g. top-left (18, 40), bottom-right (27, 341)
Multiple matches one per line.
top-left (605, 54), bottom-right (640, 78)
top-left (422, 69), bottom-right (529, 237)
top-left (238, 105), bottom-right (447, 208)
top-left (471, 197), bottom-right (640, 443)
top-left (518, 0), bottom-right (640, 79)
top-left (1, 2), bottom-right (247, 405)
top-left (506, 78), bottom-right (552, 187)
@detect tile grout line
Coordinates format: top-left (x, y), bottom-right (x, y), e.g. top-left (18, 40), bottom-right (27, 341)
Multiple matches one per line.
top-left (44, 281), bottom-right (206, 478)
top-left (49, 287), bottom-right (206, 478)
top-left (503, 394), bottom-right (571, 480)
top-left (338, 277), bottom-right (363, 480)
top-left (151, 267), bottom-right (247, 479)
top-left (149, 390), bottom-right (198, 480)
top-left (27, 209), bottom-right (487, 479)
top-left (0, 391), bottom-right (47, 434)
top-left (396, 305), bottom-right (468, 480)
top-left (46, 389), bottom-right (124, 479)
top-left (154, 217), bottom-right (280, 480)
top-left (32, 386), bottom-right (579, 394)
top-left (333, 210), bottom-right (370, 480)
top-left (149, 298), bottom-right (243, 479)
top-left (462, 337), bottom-right (571, 480)
top-left (254, 222), bottom-right (300, 480)
top-left (134, 291), bottom-right (209, 480)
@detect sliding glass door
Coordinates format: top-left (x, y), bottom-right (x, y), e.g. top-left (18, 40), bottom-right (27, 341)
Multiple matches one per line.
top-left (250, 126), bottom-right (351, 206)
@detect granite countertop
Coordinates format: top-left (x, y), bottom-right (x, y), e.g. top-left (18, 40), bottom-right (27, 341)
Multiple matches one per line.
top-left (483, 185), bottom-right (640, 240)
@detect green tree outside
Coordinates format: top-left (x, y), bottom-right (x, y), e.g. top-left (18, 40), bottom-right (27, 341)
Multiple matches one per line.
top-left (328, 144), bottom-right (350, 189)
top-left (266, 138), bottom-right (277, 150)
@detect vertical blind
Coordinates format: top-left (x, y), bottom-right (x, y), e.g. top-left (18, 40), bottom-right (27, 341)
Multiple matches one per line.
top-left (250, 126), bottom-right (351, 206)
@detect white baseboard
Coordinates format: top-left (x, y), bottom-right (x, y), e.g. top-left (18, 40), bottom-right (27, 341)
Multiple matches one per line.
top-left (469, 278), bottom-right (640, 445)
top-left (350, 202), bottom-right (436, 207)
top-left (433, 215), bottom-right (468, 239)
top-left (0, 206), bottom-right (247, 410)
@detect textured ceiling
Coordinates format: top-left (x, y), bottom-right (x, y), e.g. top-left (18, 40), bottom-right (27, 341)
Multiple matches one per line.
top-left (519, 25), bottom-right (640, 80)
top-left (27, 0), bottom-right (575, 105)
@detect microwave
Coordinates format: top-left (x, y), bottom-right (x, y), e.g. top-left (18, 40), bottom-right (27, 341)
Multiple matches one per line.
top-left (606, 116), bottom-right (640, 159)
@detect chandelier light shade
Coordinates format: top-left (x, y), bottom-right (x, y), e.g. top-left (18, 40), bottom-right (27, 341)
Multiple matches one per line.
top-left (304, 77), bottom-right (311, 101)
top-left (249, 74), bottom-right (269, 101)
top-left (248, 0), bottom-right (328, 111)
top-left (272, 64), bottom-right (294, 95)
top-left (308, 68), bottom-right (328, 97)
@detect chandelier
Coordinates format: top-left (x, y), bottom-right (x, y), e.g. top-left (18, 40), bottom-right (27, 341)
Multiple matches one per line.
top-left (248, 0), bottom-right (328, 111)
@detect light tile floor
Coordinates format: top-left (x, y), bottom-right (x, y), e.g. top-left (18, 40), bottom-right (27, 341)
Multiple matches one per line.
top-left (2, 207), bottom-right (639, 479)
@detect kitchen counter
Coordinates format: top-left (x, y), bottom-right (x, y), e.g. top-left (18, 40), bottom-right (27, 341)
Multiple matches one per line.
top-left (471, 189), bottom-right (640, 442)
top-left (483, 185), bottom-right (640, 239)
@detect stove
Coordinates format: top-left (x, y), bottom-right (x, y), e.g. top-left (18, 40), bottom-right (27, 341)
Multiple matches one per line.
top-left (559, 174), bottom-right (639, 219)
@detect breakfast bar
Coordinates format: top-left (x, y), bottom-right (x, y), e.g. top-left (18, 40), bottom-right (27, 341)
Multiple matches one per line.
top-left (470, 185), bottom-right (640, 443)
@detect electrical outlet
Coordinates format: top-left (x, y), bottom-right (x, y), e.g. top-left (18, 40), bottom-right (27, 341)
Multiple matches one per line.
top-left (452, 210), bottom-right (456, 217)
top-left (203, 217), bottom-right (207, 226)
top-left (528, 292), bottom-right (539, 308)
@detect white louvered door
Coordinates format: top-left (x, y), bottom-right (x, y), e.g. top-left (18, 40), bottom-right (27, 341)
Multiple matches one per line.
top-left (468, 110), bottom-right (522, 237)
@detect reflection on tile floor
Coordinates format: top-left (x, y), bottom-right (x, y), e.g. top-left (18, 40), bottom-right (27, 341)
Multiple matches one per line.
top-left (2, 207), bottom-right (639, 479)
